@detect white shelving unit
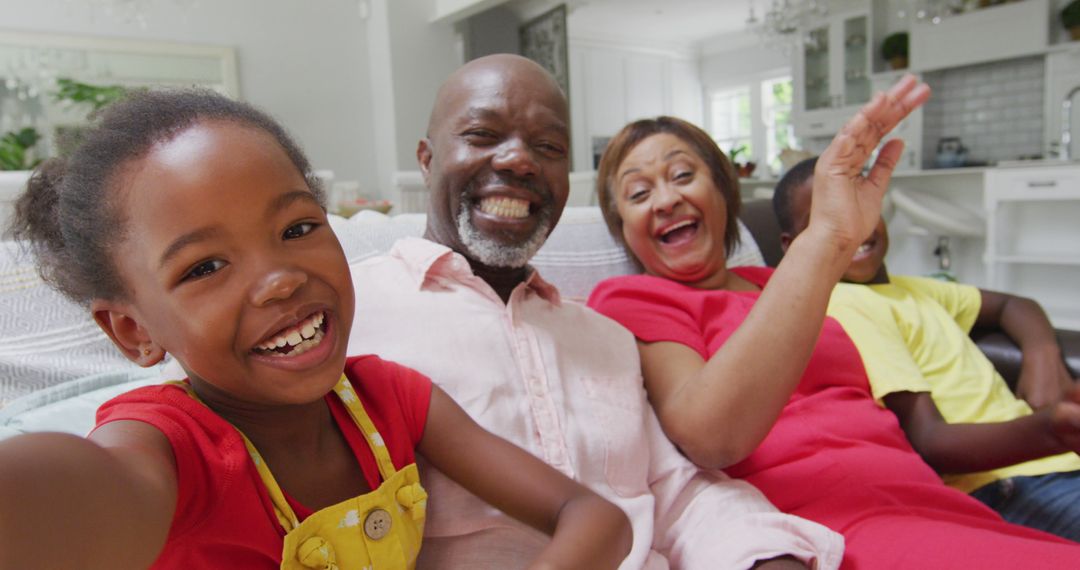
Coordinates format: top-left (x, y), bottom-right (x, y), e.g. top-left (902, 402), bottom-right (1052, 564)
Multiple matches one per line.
top-left (985, 164), bottom-right (1080, 329)
top-left (792, 8), bottom-right (872, 138)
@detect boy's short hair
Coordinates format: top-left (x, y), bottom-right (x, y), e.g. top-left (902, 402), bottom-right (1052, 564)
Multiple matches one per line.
top-left (772, 157), bottom-right (817, 234)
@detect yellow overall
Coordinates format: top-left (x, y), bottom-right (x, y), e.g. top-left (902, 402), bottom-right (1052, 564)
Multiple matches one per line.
top-left (172, 376), bottom-right (427, 569)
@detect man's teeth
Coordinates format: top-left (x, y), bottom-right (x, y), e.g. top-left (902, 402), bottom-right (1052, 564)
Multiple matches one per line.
top-left (257, 312), bottom-right (326, 355)
top-left (479, 196), bottom-right (529, 219)
top-left (855, 243), bottom-right (873, 256)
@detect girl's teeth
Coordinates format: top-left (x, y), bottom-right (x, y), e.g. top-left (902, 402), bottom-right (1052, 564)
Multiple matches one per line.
top-left (264, 329), bottom-right (325, 358)
top-left (257, 311), bottom-right (327, 353)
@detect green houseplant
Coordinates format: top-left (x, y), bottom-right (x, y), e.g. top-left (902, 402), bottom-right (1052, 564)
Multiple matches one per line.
top-left (1063, 0), bottom-right (1080, 41)
top-left (728, 144), bottom-right (756, 178)
top-left (0, 127), bottom-right (43, 171)
top-left (881, 32), bottom-right (909, 70)
top-left (52, 78), bottom-right (128, 112)
top-left (51, 78), bottom-right (130, 156)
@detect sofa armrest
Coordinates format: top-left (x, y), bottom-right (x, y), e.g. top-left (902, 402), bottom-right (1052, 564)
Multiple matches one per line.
top-left (971, 328), bottom-right (1080, 391)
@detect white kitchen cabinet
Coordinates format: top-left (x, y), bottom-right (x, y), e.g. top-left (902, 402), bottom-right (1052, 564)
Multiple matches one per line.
top-left (583, 49), bottom-right (629, 138)
top-left (793, 9), bottom-right (872, 138)
top-left (984, 164), bottom-right (1080, 329)
top-left (910, 0), bottom-right (1047, 73)
top-left (569, 41), bottom-right (702, 172)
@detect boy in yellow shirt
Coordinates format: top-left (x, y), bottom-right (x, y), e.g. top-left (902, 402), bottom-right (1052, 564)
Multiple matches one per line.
top-left (772, 157), bottom-right (1080, 541)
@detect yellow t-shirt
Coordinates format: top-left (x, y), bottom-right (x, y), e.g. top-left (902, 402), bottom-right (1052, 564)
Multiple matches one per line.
top-left (827, 275), bottom-right (1080, 493)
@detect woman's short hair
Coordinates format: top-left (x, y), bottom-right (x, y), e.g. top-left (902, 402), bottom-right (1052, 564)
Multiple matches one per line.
top-left (595, 116), bottom-right (741, 263)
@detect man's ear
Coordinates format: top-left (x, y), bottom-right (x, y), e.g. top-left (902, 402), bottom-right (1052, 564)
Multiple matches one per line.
top-left (779, 232), bottom-right (794, 253)
top-left (417, 138), bottom-right (433, 186)
top-left (90, 299), bottom-right (164, 367)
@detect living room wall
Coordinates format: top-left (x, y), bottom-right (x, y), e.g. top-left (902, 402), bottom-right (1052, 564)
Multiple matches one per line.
top-left (1, 0), bottom-right (378, 191)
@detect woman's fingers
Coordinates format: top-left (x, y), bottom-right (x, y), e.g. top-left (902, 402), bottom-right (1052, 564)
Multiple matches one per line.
top-left (866, 138), bottom-right (906, 193)
top-left (824, 75), bottom-right (930, 175)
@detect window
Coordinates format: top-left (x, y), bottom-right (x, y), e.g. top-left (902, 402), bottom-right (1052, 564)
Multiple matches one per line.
top-left (762, 76), bottom-right (796, 174)
top-left (707, 75), bottom-right (798, 177)
top-left (708, 86), bottom-right (752, 158)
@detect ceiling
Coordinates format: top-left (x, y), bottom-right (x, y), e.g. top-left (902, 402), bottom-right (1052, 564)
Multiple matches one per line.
top-left (512, 0), bottom-right (755, 50)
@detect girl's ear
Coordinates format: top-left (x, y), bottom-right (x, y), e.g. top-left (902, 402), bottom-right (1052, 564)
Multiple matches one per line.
top-left (90, 300), bottom-right (164, 367)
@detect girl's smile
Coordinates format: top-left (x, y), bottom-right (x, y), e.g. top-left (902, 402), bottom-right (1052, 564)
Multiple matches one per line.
top-left (101, 120), bottom-right (354, 407)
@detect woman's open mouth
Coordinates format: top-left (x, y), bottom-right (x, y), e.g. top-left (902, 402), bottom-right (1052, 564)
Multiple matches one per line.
top-left (658, 219), bottom-right (699, 245)
top-left (252, 311), bottom-right (328, 358)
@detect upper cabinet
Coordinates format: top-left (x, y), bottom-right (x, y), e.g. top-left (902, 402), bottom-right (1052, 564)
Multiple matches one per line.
top-left (568, 42), bottom-right (703, 172)
top-left (909, 0), bottom-right (1048, 72)
top-left (793, 9), bottom-right (872, 137)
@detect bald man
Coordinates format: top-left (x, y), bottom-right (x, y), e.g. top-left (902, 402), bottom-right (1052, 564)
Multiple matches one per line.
top-left (348, 54), bottom-right (843, 569)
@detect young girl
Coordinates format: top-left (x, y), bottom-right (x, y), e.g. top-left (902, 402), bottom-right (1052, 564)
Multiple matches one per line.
top-left (0, 89), bottom-right (631, 569)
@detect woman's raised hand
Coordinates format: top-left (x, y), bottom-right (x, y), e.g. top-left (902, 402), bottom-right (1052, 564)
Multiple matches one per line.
top-left (810, 74), bottom-right (931, 253)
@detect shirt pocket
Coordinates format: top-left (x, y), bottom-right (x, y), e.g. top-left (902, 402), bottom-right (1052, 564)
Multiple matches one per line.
top-left (580, 375), bottom-right (650, 498)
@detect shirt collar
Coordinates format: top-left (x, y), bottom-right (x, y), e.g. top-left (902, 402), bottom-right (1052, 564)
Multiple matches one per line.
top-left (389, 237), bottom-right (561, 306)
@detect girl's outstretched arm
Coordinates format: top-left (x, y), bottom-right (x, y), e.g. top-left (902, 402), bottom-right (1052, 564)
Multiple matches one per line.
top-left (0, 421), bottom-right (177, 569)
top-left (418, 386), bottom-right (632, 569)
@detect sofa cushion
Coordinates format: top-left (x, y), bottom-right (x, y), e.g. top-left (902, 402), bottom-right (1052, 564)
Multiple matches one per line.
top-left (1, 207), bottom-right (765, 406)
top-left (0, 240), bottom-right (146, 407)
top-left (0, 369), bottom-right (158, 439)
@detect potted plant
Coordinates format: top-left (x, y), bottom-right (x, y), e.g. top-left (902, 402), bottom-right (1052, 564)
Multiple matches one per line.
top-left (1063, 0), bottom-right (1080, 41)
top-left (881, 32), bottom-right (909, 70)
top-left (51, 78), bottom-right (129, 157)
top-left (728, 145), bottom-right (756, 179)
top-left (0, 127), bottom-right (43, 171)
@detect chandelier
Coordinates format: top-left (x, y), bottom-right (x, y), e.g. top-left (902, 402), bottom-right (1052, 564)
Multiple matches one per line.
top-left (745, 0), bottom-right (830, 53)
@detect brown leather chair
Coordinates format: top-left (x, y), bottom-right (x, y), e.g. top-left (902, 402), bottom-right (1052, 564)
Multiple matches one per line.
top-left (738, 198), bottom-right (1080, 389)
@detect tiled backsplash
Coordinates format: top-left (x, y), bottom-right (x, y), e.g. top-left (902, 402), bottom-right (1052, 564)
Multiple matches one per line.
top-left (922, 56), bottom-right (1045, 168)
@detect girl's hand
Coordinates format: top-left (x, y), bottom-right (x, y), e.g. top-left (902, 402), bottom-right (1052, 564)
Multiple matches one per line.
top-left (809, 74), bottom-right (931, 254)
top-left (418, 386), bottom-right (632, 569)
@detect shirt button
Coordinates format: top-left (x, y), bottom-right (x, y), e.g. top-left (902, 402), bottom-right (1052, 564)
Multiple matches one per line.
top-left (364, 508), bottom-right (393, 540)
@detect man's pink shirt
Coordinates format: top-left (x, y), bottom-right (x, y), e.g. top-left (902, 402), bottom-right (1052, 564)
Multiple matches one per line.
top-left (347, 237), bottom-right (843, 569)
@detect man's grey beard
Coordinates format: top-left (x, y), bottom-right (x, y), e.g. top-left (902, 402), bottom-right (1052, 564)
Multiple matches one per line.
top-left (456, 201), bottom-right (552, 268)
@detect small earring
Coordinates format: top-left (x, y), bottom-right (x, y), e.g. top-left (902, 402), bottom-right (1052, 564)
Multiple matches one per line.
top-left (143, 348), bottom-right (152, 356)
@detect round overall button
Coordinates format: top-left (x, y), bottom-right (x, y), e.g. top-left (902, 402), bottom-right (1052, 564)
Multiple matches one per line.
top-left (364, 508), bottom-right (392, 540)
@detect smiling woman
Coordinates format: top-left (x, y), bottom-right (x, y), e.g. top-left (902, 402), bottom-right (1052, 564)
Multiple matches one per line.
top-left (588, 77), bottom-right (1080, 567)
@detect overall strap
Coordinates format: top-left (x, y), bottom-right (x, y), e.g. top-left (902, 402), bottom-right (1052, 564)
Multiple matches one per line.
top-left (331, 377), bottom-right (399, 482)
top-left (165, 376), bottom-right (398, 533)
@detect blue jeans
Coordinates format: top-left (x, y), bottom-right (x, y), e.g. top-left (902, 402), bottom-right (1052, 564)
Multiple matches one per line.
top-left (971, 471), bottom-right (1080, 542)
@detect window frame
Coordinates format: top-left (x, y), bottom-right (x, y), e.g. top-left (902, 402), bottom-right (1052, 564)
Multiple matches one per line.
top-left (704, 68), bottom-right (796, 178)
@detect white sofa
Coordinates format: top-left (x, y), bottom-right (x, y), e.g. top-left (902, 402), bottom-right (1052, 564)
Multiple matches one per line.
top-left (0, 207), bottom-right (765, 439)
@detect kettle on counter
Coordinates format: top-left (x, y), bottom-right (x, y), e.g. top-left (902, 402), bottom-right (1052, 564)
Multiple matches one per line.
top-left (935, 137), bottom-right (968, 168)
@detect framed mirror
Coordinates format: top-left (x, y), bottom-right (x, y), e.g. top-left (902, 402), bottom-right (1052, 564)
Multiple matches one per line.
top-left (0, 30), bottom-right (238, 168)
